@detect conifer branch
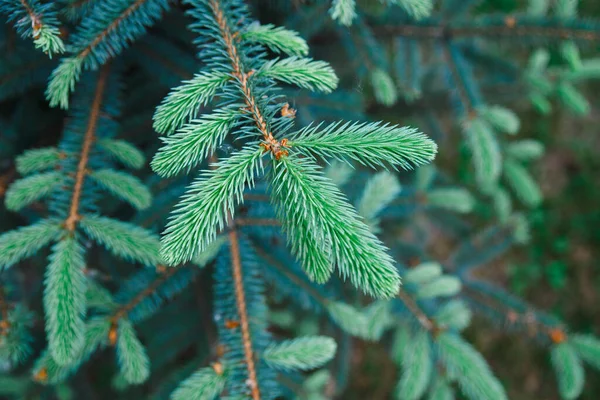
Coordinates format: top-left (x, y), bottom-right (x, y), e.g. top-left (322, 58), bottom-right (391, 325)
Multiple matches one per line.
top-left (65, 64), bottom-right (110, 231)
top-left (228, 228), bottom-right (260, 400)
top-left (376, 21), bottom-right (600, 42)
top-left (78, 0), bottom-right (149, 60)
top-left (463, 285), bottom-right (567, 343)
top-left (252, 243), bottom-right (330, 308)
top-left (440, 43), bottom-right (475, 117)
top-left (397, 290), bottom-right (437, 333)
top-left (109, 266), bottom-right (178, 325)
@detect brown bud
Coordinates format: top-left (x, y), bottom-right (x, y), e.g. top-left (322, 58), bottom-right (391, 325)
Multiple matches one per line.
top-left (550, 328), bottom-right (567, 344)
top-left (108, 324), bottom-right (118, 346)
top-left (34, 367), bottom-right (48, 383)
top-left (225, 319), bottom-right (240, 329)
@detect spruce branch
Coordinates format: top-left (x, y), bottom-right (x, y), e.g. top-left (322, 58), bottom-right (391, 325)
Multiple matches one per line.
top-left (271, 156), bottom-right (400, 298)
top-left (15, 148), bottom-right (61, 175)
top-left (262, 336), bottom-right (337, 372)
top-left (0, 0), bottom-right (65, 57)
top-left (109, 266), bottom-right (179, 327)
top-left (44, 236), bottom-right (86, 365)
top-left (258, 57), bottom-right (339, 94)
top-left (329, 0), bottom-right (356, 26)
top-left (160, 146), bottom-right (264, 266)
top-left (4, 172), bottom-right (63, 211)
top-left (151, 107), bottom-right (240, 177)
top-left (152, 71), bottom-right (231, 135)
top-left (397, 290), bottom-right (437, 333)
top-left (241, 23), bottom-right (309, 57)
top-left (0, 219), bottom-right (63, 270)
top-left (46, 0), bottom-right (170, 108)
top-left (289, 121), bottom-right (437, 170)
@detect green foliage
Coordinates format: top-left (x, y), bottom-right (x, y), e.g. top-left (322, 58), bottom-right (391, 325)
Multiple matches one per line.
top-left (44, 236), bottom-right (86, 365)
top-left (153, 72), bottom-right (230, 135)
top-left (15, 147), bottom-right (61, 175)
top-left (289, 121), bottom-right (437, 170)
top-left (272, 156), bottom-right (400, 298)
top-left (436, 333), bottom-right (507, 400)
top-left (464, 117), bottom-right (502, 193)
top-left (330, 0), bottom-right (357, 26)
top-left (551, 342), bottom-right (585, 400)
top-left (259, 57), bottom-right (339, 94)
top-left (0, 219), bottom-right (63, 269)
top-left (503, 159), bottom-right (542, 208)
top-left (98, 139), bottom-right (145, 170)
top-left (79, 216), bottom-right (161, 265)
top-left (262, 336), bottom-right (337, 371)
top-left (1, 0), bottom-right (600, 398)
top-left (116, 319), bottom-right (150, 384)
top-left (171, 366), bottom-right (227, 400)
top-left (160, 147), bottom-right (263, 265)
top-left (370, 68), bottom-right (398, 106)
top-left (571, 334), bottom-right (600, 371)
top-left (395, 329), bottom-right (432, 400)
top-left (152, 107), bottom-right (239, 177)
top-left (5, 172), bottom-right (63, 211)
top-left (0, 0), bottom-right (65, 57)
top-left (357, 171), bottom-right (401, 232)
top-left (89, 169), bottom-right (152, 210)
top-left (242, 24), bottom-right (309, 56)
top-left (0, 305), bottom-right (34, 366)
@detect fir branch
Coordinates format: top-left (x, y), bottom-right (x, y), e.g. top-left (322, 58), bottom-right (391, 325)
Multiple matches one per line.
top-left (152, 71), bottom-right (231, 135)
top-left (262, 336), bottom-right (336, 371)
top-left (228, 228), bottom-right (260, 400)
top-left (64, 64), bottom-right (110, 231)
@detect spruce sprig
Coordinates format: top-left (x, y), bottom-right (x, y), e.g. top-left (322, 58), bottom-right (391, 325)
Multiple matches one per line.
top-left (0, 66), bottom-right (157, 367)
top-left (153, 0), bottom-right (437, 299)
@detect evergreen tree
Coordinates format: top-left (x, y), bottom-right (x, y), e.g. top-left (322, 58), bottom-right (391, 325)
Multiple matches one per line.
top-left (0, 0), bottom-right (600, 398)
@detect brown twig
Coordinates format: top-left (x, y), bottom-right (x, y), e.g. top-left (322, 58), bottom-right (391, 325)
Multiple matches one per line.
top-left (463, 285), bottom-right (567, 343)
top-left (108, 266), bottom-right (178, 325)
top-left (235, 218), bottom-right (281, 227)
top-left (397, 290), bottom-right (437, 333)
top-left (228, 228), bottom-right (261, 400)
top-left (374, 22), bottom-right (600, 42)
top-left (64, 64), bottom-right (110, 231)
top-left (0, 286), bottom-right (11, 336)
top-left (208, 0), bottom-right (289, 160)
